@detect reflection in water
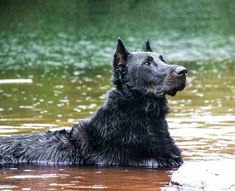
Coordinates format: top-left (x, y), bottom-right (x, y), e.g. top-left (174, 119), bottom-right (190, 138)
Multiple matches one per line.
top-left (0, 79), bottom-right (33, 84)
top-left (0, 166), bottom-right (172, 191)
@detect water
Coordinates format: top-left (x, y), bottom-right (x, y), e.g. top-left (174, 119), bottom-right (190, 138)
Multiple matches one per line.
top-left (0, 165), bottom-right (174, 191)
top-left (0, 0), bottom-right (235, 190)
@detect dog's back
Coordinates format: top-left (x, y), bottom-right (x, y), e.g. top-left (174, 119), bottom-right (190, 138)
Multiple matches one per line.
top-left (0, 130), bottom-right (83, 165)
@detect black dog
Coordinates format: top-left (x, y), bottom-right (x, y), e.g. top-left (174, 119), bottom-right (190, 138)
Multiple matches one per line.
top-left (0, 40), bottom-right (187, 168)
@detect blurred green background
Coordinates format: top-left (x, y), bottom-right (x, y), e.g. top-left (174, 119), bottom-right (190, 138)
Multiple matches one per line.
top-left (0, 0), bottom-right (235, 72)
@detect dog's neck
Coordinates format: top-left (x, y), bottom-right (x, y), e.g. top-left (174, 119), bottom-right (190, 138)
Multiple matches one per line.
top-left (107, 87), bottom-right (169, 118)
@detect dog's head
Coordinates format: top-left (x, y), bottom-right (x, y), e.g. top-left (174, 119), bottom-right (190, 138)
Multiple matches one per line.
top-left (112, 39), bottom-right (187, 98)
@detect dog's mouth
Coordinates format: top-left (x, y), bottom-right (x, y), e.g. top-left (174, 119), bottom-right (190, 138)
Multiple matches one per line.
top-left (166, 83), bottom-right (186, 96)
top-left (164, 72), bottom-right (187, 96)
top-left (146, 70), bottom-right (187, 98)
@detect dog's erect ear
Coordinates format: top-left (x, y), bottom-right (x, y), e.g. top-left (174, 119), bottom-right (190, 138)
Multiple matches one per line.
top-left (143, 39), bottom-right (152, 52)
top-left (113, 39), bottom-right (129, 69)
top-left (112, 39), bottom-right (129, 85)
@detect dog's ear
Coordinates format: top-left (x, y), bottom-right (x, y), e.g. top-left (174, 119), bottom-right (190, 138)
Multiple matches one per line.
top-left (113, 39), bottom-right (129, 68)
top-left (112, 39), bottom-right (129, 85)
top-left (143, 39), bottom-right (152, 52)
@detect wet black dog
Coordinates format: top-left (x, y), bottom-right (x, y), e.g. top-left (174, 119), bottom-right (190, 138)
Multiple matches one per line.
top-left (0, 40), bottom-right (187, 167)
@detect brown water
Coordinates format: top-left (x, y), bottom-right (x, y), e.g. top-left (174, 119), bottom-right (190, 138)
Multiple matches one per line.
top-left (0, 165), bottom-right (173, 191)
top-left (0, 65), bottom-right (235, 190)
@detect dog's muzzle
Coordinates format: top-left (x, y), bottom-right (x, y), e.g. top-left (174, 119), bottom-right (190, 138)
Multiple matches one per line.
top-left (165, 66), bottom-right (187, 96)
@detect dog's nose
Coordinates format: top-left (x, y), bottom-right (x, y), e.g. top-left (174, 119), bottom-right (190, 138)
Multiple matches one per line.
top-left (175, 66), bottom-right (187, 76)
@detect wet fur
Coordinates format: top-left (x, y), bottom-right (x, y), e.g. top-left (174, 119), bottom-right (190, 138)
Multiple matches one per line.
top-left (0, 40), bottom-right (186, 168)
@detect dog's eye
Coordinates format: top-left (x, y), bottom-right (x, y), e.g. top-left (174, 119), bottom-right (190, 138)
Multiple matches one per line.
top-left (159, 55), bottom-right (165, 62)
top-left (143, 61), bottom-right (151, 67)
